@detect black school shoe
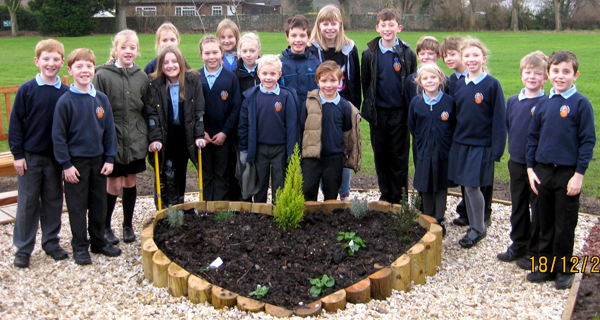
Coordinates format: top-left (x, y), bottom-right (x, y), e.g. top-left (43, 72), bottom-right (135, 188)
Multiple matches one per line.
top-left (453, 217), bottom-right (469, 226)
top-left (105, 229), bottom-right (120, 245)
top-left (458, 228), bottom-right (486, 248)
top-left (527, 270), bottom-right (556, 283)
top-left (497, 248), bottom-right (526, 262)
top-left (91, 245), bottom-right (122, 257)
top-left (73, 250), bottom-right (92, 265)
top-left (123, 226), bottom-right (135, 243)
top-left (14, 253), bottom-right (30, 268)
top-left (516, 255), bottom-right (535, 270)
top-left (555, 273), bottom-right (575, 290)
top-left (45, 247), bottom-right (69, 261)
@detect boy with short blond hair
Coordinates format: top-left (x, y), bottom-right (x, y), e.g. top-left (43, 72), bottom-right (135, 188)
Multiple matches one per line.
top-left (238, 54), bottom-right (299, 203)
top-left (52, 48), bottom-right (120, 266)
top-left (301, 61), bottom-right (352, 201)
top-left (361, 8), bottom-right (417, 204)
top-left (9, 39), bottom-right (70, 268)
top-left (526, 50), bottom-right (596, 289)
top-left (279, 15), bottom-right (320, 107)
top-left (497, 51), bottom-right (548, 268)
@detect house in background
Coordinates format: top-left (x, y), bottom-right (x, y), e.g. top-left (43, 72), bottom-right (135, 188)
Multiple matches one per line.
top-left (129, 0), bottom-right (281, 17)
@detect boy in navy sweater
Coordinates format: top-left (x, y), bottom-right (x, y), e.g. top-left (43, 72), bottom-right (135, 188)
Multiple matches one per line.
top-left (526, 50), bottom-right (595, 289)
top-left (52, 48), bottom-right (120, 265)
top-left (361, 8), bottom-right (417, 204)
top-left (9, 39), bottom-right (69, 268)
top-left (497, 51), bottom-right (547, 267)
top-left (239, 55), bottom-right (298, 203)
top-left (301, 61), bottom-right (352, 201)
top-left (279, 15), bottom-right (321, 108)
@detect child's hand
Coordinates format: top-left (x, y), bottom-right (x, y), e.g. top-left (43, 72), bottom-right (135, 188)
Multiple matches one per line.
top-left (212, 132), bottom-right (227, 146)
top-left (196, 139), bottom-right (207, 148)
top-left (527, 168), bottom-right (540, 195)
top-left (204, 132), bottom-right (212, 144)
top-left (566, 172), bottom-right (584, 196)
top-left (149, 141), bottom-right (162, 152)
top-left (14, 158), bottom-right (27, 176)
top-left (64, 166), bottom-right (80, 184)
top-left (101, 163), bottom-right (113, 176)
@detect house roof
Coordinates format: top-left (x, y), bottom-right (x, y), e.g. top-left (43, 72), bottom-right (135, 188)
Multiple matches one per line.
top-left (134, 0), bottom-right (281, 4)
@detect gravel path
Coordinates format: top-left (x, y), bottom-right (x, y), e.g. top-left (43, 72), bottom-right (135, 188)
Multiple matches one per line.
top-left (0, 193), bottom-right (597, 320)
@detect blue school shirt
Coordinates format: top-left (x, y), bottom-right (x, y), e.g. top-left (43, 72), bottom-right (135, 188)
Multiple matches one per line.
top-left (203, 65), bottom-right (223, 90)
top-left (169, 82), bottom-right (180, 125)
top-left (223, 52), bottom-right (237, 71)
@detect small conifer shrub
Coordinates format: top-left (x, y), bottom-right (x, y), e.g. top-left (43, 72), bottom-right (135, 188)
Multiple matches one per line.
top-left (273, 143), bottom-right (305, 230)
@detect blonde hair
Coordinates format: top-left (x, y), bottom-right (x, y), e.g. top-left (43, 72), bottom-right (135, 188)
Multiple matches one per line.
top-left (256, 54), bottom-right (282, 73)
top-left (520, 50), bottom-right (548, 77)
top-left (108, 29), bottom-right (139, 64)
top-left (216, 19), bottom-right (240, 51)
top-left (35, 39), bottom-right (64, 59)
top-left (152, 46), bottom-right (197, 101)
top-left (461, 37), bottom-right (490, 73)
top-left (310, 5), bottom-right (351, 52)
top-left (415, 62), bottom-right (446, 91)
top-left (416, 36), bottom-right (440, 56)
top-left (155, 22), bottom-right (180, 52)
top-left (199, 35), bottom-right (224, 55)
top-left (67, 48), bottom-right (96, 68)
top-left (237, 32), bottom-right (261, 52)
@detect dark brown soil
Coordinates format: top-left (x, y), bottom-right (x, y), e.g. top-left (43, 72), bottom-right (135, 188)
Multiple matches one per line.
top-left (153, 208), bottom-right (426, 310)
top-left (571, 272), bottom-right (600, 320)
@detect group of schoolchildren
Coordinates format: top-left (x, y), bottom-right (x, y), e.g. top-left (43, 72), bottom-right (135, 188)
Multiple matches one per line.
top-left (9, 6), bottom-right (595, 291)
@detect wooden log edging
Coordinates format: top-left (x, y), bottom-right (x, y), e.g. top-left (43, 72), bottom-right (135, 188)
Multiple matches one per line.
top-left (141, 200), bottom-right (444, 317)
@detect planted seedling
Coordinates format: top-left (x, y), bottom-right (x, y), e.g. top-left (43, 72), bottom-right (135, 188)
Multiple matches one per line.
top-left (214, 210), bottom-right (235, 221)
top-left (308, 274), bottom-right (335, 297)
top-left (249, 284), bottom-right (269, 299)
top-left (167, 205), bottom-right (184, 229)
top-left (392, 190), bottom-right (421, 234)
top-left (350, 196), bottom-right (369, 219)
top-left (337, 231), bottom-right (367, 255)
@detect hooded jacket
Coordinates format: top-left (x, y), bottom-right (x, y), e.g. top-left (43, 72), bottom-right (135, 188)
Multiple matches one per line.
top-left (279, 47), bottom-right (320, 107)
top-left (233, 58), bottom-right (261, 95)
top-left (145, 71), bottom-right (205, 170)
top-left (93, 61), bottom-right (149, 164)
top-left (361, 37), bottom-right (416, 126)
top-left (308, 40), bottom-right (362, 109)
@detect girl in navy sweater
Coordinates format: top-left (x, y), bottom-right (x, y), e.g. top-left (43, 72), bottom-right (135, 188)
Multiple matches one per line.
top-left (408, 63), bottom-right (456, 236)
top-left (146, 46), bottom-right (206, 208)
top-left (199, 35), bottom-right (242, 201)
top-left (448, 38), bottom-right (506, 248)
top-left (309, 5), bottom-right (361, 201)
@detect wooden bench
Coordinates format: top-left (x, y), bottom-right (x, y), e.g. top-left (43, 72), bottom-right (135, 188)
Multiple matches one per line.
top-left (0, 75), bottom-right (70, 204)
top-left (192, 27), bottom-right (211, 34)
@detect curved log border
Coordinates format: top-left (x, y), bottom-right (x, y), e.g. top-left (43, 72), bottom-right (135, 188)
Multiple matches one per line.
top-left (141, 200), bottom-right (443, 317)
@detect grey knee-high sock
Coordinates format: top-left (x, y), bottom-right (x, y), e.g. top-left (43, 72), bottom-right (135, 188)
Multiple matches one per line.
top-left (464, 186), bottom-right (485, 234)
top-left (434, 189), bottom-right (448, 221)
top-left (106, 193), bottom-right (118, 230)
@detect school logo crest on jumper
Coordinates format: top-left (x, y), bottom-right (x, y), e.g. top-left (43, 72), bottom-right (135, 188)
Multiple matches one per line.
top-left (96, 106), bottom-right (104, 119)
top-left (393, 61), bottom-right (401, 72)
top-left (474, 93), bottom-right (483, 104)
top-left (560, 105), bottom-right (570, 117)
top-left (220, 91), bottom-right (228, 100)
top-left (531, 106), bottom-right (536, 116)
top-left (440, 111), bottom-right (449, 121)
top-left (274, 102), bottom-right (282, 112)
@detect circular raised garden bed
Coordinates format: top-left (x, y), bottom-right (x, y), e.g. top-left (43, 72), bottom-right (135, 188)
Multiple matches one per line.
top-left (140, 200), bottom-right (443, 317)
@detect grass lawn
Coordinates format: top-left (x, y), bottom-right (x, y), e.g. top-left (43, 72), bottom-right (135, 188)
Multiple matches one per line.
top-left (1, 31), bottom-right (599, 196)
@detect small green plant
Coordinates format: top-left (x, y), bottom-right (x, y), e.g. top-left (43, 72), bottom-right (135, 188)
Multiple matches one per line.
top-left (350, 196), bottom-right (369, 219)
top-left (273, 143), bottom-right (305, 230)
top-left (392, 190), bottom-right (421, 234)
top-left (593, 312), bottom-right (600, 320)
top-left (249, 285), bottom-right (269, 299)
top-left (308, 274), bottom-right (335, 297)
top-left (167, 205), bottom-right (184, 229)
top-left (337, 232), bottom-right (367, 255)
top-left (197, 265), bottom-right (210, 273)
top-left (214, 210), bottom-right (235, 221)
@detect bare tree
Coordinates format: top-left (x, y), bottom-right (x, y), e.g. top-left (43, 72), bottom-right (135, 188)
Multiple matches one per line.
top-left (338, 0), bottom-right (352, 29)
top-left (469, 0), bottom-right (478, 30)
top-left (229, 0), bottom-right (242, 27)
top-left (3, 0), bottom-right (20, 36)
top-left (554, 0), bottom-right (562, 30)
top-left (115, 0), bottom-right (128, 32)
top-left (511, 0), bottom-right (518, 31)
